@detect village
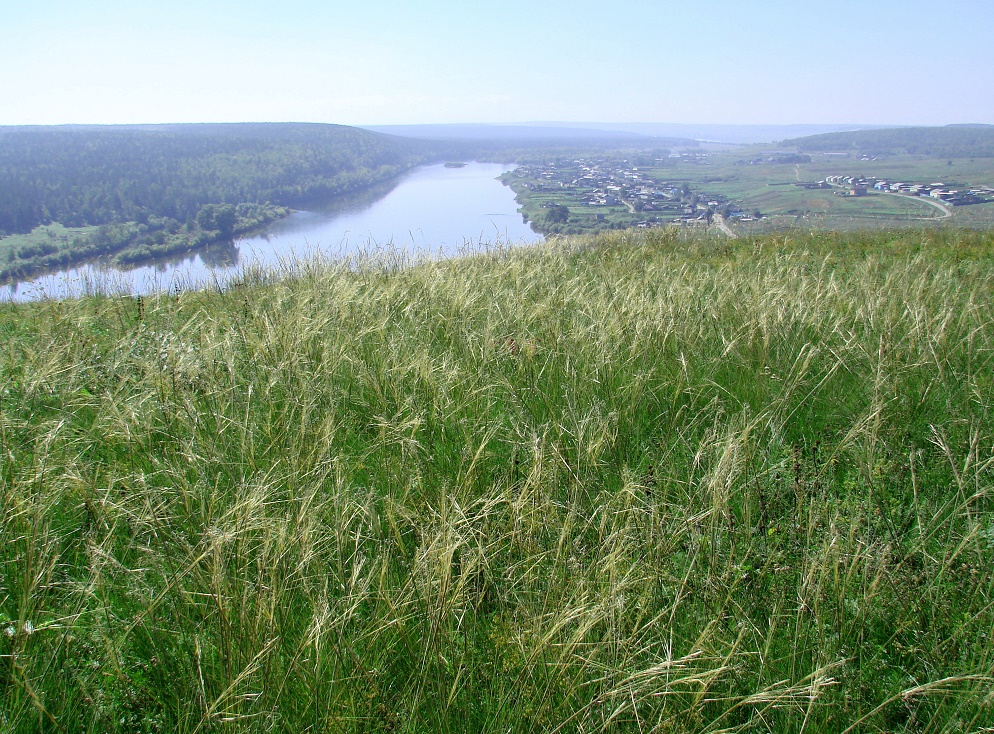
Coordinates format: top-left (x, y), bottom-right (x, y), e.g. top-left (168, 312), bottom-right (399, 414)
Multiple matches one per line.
top-left (503, 155), bottom-right (752, 233)
top-left (810, 175), bottom-right (994, 206)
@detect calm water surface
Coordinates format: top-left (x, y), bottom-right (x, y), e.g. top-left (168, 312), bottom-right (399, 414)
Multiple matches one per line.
top-left (5, 163), bottom-right (541, 301)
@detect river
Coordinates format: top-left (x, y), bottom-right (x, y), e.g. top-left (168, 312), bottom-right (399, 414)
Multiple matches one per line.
top-left (4, 162), bottom-right (541, 301)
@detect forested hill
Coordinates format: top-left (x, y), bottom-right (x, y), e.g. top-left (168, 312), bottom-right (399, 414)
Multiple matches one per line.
top-left (0, 122), bottom-right (432, 235)
top-left (780, 124), bottom-right (994, 158)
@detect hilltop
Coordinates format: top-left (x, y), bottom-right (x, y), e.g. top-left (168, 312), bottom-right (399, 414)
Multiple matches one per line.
top-left (1, 228), bottom-right (992, 732)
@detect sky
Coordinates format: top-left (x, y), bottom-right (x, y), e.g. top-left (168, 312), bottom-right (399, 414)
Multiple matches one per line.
top-left (2, 0), bottom-right (992, 127)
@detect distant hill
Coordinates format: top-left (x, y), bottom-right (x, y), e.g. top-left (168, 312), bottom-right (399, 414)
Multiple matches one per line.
top-left (781, 125), bottom-right (994, 158)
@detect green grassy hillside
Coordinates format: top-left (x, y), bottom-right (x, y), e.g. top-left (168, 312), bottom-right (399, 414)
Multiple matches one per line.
top-left (1, 229), bottom-right (993, 732)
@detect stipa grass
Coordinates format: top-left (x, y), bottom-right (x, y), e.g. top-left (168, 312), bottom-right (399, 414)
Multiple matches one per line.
top-left (1, 228), bottom-right (993, 733)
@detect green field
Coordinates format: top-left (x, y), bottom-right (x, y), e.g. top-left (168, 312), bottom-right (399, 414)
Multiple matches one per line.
top-left (1, 229), bottom-right (993, 732)
top-left (659, 152), bottom-right (994, 232)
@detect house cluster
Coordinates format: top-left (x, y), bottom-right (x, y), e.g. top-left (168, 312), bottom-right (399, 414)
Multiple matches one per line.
top-left (823, 175), bottom-right (993, 205)
top-left (510, 157), bottom-right (747, 228)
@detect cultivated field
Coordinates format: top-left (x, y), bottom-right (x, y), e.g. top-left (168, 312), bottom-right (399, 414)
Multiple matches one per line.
top-left (1, 229), bottom-right (993, 732)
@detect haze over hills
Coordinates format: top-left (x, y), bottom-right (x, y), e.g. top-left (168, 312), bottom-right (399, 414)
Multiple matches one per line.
top-left (0, 120), bottom-right (700, 242)
top-left (4, 0), bottom-right (994, 730)
top-left (362, 123), bottom-right (691, 145)
top-left (517, 122), bottom-right (906, 145)
top-left (366, 122), bottom-right (901, 146)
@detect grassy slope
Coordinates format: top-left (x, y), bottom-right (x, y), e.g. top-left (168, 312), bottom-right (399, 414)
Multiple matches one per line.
top-left (1, 229), bottom-right (993, 732)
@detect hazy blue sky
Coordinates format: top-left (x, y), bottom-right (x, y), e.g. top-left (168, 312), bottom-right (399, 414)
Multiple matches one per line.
top-left (2, 0), bottom-right (992, 126)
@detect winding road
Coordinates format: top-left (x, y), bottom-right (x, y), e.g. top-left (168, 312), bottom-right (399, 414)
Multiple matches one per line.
top-left (881, 191), bottom-right (952, 219)
top-left (820, 180), bottom-right (952, 220)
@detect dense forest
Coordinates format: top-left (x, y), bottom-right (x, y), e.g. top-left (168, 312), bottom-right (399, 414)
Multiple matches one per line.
top-left (782, 124), bottom-right (994, 157)
top-left (0, 123), bottom-right (433, 233)
top-left (0, 123), bottom-right (434, 281)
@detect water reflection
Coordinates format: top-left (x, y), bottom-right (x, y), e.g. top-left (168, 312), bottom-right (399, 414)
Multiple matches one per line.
top-left (294, 175), bottom-right (406, 219)
top-left (198, 239), bottom-right (241, 269)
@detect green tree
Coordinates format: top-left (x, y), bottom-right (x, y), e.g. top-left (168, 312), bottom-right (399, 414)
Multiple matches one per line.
top-left (196, 204), bottom-right (217, 231)
top-left (213, 205), bottom-right (237, 237)
top-left (544, 204), bottom-right (570, 225)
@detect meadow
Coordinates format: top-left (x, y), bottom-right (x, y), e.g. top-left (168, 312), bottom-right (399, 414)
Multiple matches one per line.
top-left (1, 229), bottom-right (992, 732)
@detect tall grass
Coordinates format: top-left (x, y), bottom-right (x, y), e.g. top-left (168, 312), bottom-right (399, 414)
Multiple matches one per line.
top-left (1, 228), bottom-right (992, 732)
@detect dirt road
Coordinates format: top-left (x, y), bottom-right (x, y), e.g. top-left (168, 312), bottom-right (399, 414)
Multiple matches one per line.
top-left (712, 214), bottom-right (739, 238)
